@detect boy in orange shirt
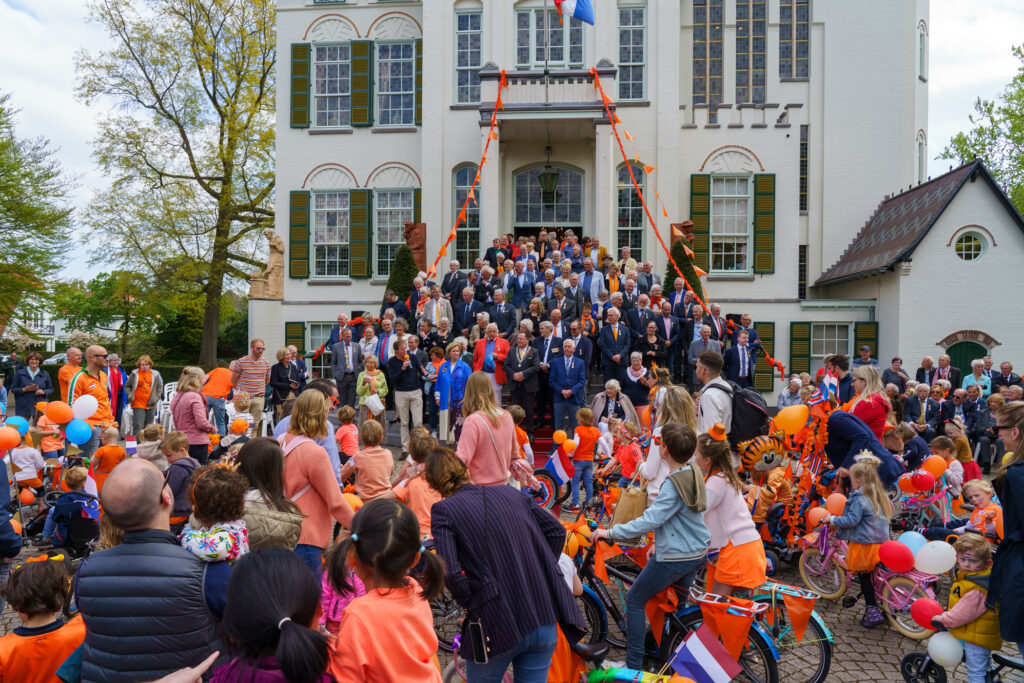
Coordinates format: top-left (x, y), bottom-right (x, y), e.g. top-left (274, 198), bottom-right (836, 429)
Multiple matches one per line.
top-left (567, 408), bottom-right (602, 512)
top-left (340, 420), bottom-right (396, 502)
top-left (90, 427), bottom-right (126, 494)
top-left (393, 430), bottom-right (442, 539)
top-left (509, 405), bottom-right (535, 466)
top-left (35, 415), bottom-right (65, 460)
top-left (598, 420), bottom-right (642, 487)
top-left (335, 405), bottom-right (359, 464)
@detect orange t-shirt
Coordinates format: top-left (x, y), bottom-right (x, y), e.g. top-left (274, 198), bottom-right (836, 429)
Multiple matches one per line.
top-left (515, 426), bottom-right (530, 459)
top-left (131, 370), bottom-right (153, 409)
top-left (92, 444), bottom-right (127, 492)
top-left (335, 424), bottom-right (359, 457)
top-left (394, 474), bottom-right (442, 538)
top-left (57, 364), bottom-right (80, 403)
top-left (573, 425), bottom-right (601, 462)
top-left (202, 367), bottom-right (234, 400)
top-left (328, 580), bottom-right (442, 683)
top-left (352, 446), bottom-right (395, 502)
top-left (35, 416), bottom-right (64, 454)
top-left (0, 615), bottom-right (86, 683)
top-left (969, 502), bottom-right (1004, 541)
top-left (70, 370), bottom-right (115, 427)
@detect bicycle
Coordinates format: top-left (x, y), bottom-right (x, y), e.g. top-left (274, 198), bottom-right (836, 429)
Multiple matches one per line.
top-left (900, 647), bottom-right (1024, 683)
top-left (798, 522), bottom-right (938, 639)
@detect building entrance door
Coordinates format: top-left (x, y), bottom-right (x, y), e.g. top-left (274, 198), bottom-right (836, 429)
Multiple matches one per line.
top-left (946, 341), bottom-right (987, 380)
top-left (513, 166), bottom-right (584, 249)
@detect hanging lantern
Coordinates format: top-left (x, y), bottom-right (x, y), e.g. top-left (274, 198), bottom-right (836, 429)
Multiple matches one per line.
top-left (537, 145), bottom-right (560, 203)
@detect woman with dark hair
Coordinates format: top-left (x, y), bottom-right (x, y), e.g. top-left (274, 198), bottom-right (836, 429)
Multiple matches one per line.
top-left (210, 548), bottom-right (331, 683)
top-left (11, 352), bottom-right (52, 419)
top-left (236, 437), bottom-right (304, 551)
top-left (270, 348), bottom-right (301, 421)
top-left (636, 321), bottom-right (668, 372)
top-left (427, 447), bottom-right (584, 680)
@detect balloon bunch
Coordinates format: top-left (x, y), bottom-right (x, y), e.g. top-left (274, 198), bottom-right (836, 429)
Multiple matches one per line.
top-left (1, 398), bottom-right (98, 450)
top-left (879, 532), bottom-right (956, 576)
top-left (897, 455), bottom-right (947, 494)
top-left (551, 430), bottom-right (578, 457)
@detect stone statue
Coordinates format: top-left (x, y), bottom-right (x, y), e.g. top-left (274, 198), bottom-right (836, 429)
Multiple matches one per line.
top-left (249, 228), bottom-right (285, 300)
top-left (404, 221), bottom-right (427, 273)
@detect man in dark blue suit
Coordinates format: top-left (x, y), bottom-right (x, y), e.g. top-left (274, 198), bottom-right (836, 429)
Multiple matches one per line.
top-left (488, 289), bottom-right (517, 338)
top-left (550, 339), bottom-right (587, 433)
top-left (939, 388), bottom-right (976, 431)
top-left (904, 383), bottom-right (941, 441)
top-left (533, 322), bottom-right (563, 429)
top-left (507, 260), bottom-right (536, 313)
top-left (599, 308), bottom-right (631, 383)
top-left (723, 329), bottom-right (758, 388)
top-left (441, 261), bottom-right (465, 301)
top-left (652, 301), bottom-right (682, 380)
top-left (454, 287), bottom-right (483, 337)
top-left (729, 314), bottom-right (761, 349)
top-left (566, 320), bottom-right (593, 371)
top-left (626, 294), bottom-right (655, 341)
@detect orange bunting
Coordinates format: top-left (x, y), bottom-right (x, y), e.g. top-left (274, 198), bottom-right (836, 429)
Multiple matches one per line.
top-left (624, 130), bottom-right (634, 140)
top-left (700, 599), bottom-right (757, 661)
top-left (467, 187), bottom-right (475, 202)
top-left (662, 205), bottom-right (669, 218)
top-left (593, 541), bottom-right (623, 584)
top-left (643, 164), bottom-right (656, 175)
top-left (782, 592), bottom-right (816, 643)
top-left (613, 113), bottom-right (621, 124)
top-left (438, 246), bottom-right (447, 257)
top-left (694, 266), bottom-right (708, 277)
top-left (496, 95), bottom-right (504, 111)
top-left (457, 208), bottom-right (467, 223)
top-left (489, 130), bottom-right (499, 140)
top-left (645, 587), bottom-right (679, 646)
top-left (684, 245), bottom-right (695, 257)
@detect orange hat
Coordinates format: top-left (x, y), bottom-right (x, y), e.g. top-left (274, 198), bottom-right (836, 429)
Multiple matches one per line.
top-left (708, 423), bottom-right (728, 442)
top-left (230, 418), bottom-right (249, 434)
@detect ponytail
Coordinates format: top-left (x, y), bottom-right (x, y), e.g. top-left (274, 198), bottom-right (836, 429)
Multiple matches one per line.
top-left (413, 548), bottom-right (445, 601)
top-left (276, 617), bottom-right (329, 683)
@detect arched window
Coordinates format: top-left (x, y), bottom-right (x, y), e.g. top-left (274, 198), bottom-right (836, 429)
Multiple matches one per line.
top-left (918, 20), bottom-right (928, 80)
top-left (916, 130), bottom-right (927, 184)
top-left (616, 164), bottom-right (645, 261)
top-left (453, 165), bottom-right (480, 268)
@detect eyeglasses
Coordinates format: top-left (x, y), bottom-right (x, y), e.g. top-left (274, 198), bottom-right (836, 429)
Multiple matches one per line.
top-left (90, 353), bottom-right (108, 359)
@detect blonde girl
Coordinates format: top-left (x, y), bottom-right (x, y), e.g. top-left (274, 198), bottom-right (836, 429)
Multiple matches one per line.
top-left (641, 386), bottom-right (698, 500)
top-left (848, 365), bottom-right (892, 440)
top-left (824, 456), bottom-right (892, 628)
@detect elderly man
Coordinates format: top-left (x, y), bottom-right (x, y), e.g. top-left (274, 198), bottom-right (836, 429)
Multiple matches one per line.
top-left (381, 289), bottom-right (410, 322)
top-left (77, 459), bottom-right (225, 681)
top-left (626, 294), bottom-right (655, 341)
top-left (508, 259), bottom-right (536, 313)
top-left (331, 327), bottom-right (361, 408)
top-left (506, 332), bottom-right (540, 438)
top-left (916, 356), bottom-right (936, 386)
top-left (475, 267), bottom-right (498, 305)
top-left (940, 388), bottom-right (975, 428)
top-left (621, 277), bottom-right (640, 310)
top-left (423, 284), bottom-right (454, 330)
top-left (473, 323), bottom-right (510, 405)
top-left (730, 314), bottom-right (761, 349)
top-left (886, 383), bottom-right (906, 422)
top-left (288, 345), bottom-right (308, 391)
top-left (441, 260), bottom-right (465, 300)
top-left (599, 307), bottom-right (631, 384)
top-left (326, 313), bottom-right (350, 350)
top-left (778, 377), bottom-right (803, 409)
top-left (905, 383), bottom-right (940, 441)
top-left (230, 339), bottom-right (271, 434)
top-left (489, 289), bottom-right (516, 338)
top-left (992, 361), bottom-right (1024, 393)
top-left (58, 346), bottom-right (83, 402)
top-left (68, 345), bottom-right (117, 459)
top-left (468, 312), bottom-right (491, 344)
top-left (932, 354), bottom-right (962, 388)
top-left (106, 352), bottom-right (128, 430)
top-left (547, 283), bottom-right (577, 325)
top-left (388, 338), bottom-right (427, 455)
top-left (550, 339), bottom-right (587, 433)
top-left (687, 325), bottom-right (722, 393)
top-left (533, 321), bottom-right (562, 428)
top-left (703, 303), bottom-right (727, 343)
top-left (587, 236), bottom-right (609, 268)
top-left (454, 287), bottom-right (484, 337)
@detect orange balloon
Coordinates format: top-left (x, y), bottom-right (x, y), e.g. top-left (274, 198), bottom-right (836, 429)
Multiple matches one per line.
top-left (0, 427), bottom-right (18, 451)
top-left (553, 430), bottom-right (567, 445)
top-left (807, 506), bottom-right (828, 529)
top-left (19, 489), bottom-right (35, 506)
top-left (44, 401), bottom-right (73, 424)
top-left (639, 405), bottom-right (651, 428)
top-left (826, 493), bottom-right (847, 516)
top-left (775, 404), bottom-right (809, 436)
top-left (897, 473), bottom-right (916, 493)
top-left (562, 440), bottom-right (577, 453)
top-left (9, 520), bottom-right (21, 535)
top-left (922, 455), bottom-right (947, 479)
top-left (343, 492), bottom-right (363, 511)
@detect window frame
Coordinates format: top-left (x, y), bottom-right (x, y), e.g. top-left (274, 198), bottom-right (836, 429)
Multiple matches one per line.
top-left (515, 9), bottom-right (585, 70)
top-left (453, 165), bottom-right (481, 269)
top-left (693, 0), bottom-right (724, 123)
top-left (954, 232), bottom-right (986, 262)
top-left (799, 124), bottom-right (809, 213)
top-left (810, 322), bottom-right (852, 374)
top-left (454, 10), bottom-right (483, 105)
top-left (779, 0), bottom-right (810, 80)
top-left (374, 40), bottom-right (417, 128)
top-left (735, 0), bottom-right (766, 104)
top-left (311, 42), bottom-right (353, 130)
top-left (513, 165), bottom-right (585, 230)
top-left (617, 5), bottom-right (647, 101)
top-left (708, 174), bottom-right (753, 274)
top-left (373, 188), bottom-right (416, 278)
top-left (306, 322), bottom-right (337, 381)
top-left (616, 163), bottom-right (646, 262)
top-left (916, 131), bottom-right (927, 184)
top-left (918, 28), bottom-right (928, 80)
top-left (311, 189), bottom-right (351, 280)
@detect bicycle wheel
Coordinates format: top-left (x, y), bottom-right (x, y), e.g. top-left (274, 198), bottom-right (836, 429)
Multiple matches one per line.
top-left (432, 589), bottom-right (464, 652)
top-left (667, 609), bottom-right (779, 683)
top-left (753, 599), bottom-right (832, 683)
top-left (530, 469), bottom-right (559, 509)
top-left (899, 652), bottom-right (948, 683)
top-left (798, 548), bottom-right (847, 600)
top-left (577, 590), bottom-right (607, 644)
top-left (882, 576), bottom-right (935, 640)
top-left (765, 548), bottom-right (780, 577)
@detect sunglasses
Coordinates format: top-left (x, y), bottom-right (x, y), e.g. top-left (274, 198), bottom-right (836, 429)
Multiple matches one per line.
top-left (91, 353), bottom-right (109, 359)
top-left (993, 425), bottom-right (1016, 433)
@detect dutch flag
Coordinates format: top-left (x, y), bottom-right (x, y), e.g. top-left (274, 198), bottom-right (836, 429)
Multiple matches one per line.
top-left (820, 369), bottom-right (839, 400)
top-left (668, 624), bottom-right (742, 683)
top-left (554, 0), bottom-right (595, 25)
top-left (544, 448), bottom-right (575, 485)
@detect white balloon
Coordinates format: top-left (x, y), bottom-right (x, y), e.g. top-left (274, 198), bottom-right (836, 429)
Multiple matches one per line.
top-left (927, 631), bottom-right (964, 668)
top-left (914, 541), bottom-right (958, 576)
top-left (72, 394), bottom-right (99, 420)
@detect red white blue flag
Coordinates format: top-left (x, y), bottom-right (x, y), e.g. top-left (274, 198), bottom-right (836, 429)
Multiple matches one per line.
top-left (544, 447), bottom-right (575, 485)
top-left (554, 0), bottom-right (595, 25)
top-left (668, 624), bottom-right (742, 683)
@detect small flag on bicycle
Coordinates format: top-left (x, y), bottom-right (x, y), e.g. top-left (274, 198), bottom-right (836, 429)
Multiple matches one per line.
top-left (125, 435), bottom-right (137, 456)
top-left (667, 624), bottom-right (742, 683)
top-left (544, 447), bottom-right (574, 485)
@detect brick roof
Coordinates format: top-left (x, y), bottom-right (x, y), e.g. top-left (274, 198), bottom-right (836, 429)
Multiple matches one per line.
top-left (814, 161), bottom-right (1018, 287)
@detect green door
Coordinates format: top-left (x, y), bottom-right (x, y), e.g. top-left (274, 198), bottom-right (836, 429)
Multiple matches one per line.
top-left (947, 341), bottom-right (987, 380)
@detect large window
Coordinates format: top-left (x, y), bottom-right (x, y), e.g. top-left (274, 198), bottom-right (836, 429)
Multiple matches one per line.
top-left (735, 0), bottom-right (766, 104)
top-left (710, 176), bottom-right (751, 272)
top-left (779, 0), bottom-right (809, 79)
top-left (514, 167), bottom-right (583, 226)
top-left (693, 0), bottom-right (723, 123)
top-left (376, 42), bottom-right (416, 126)
top-left (811, 323), bottom-right (851, 373)
top-left (918, 24), bottom-right (928, 79)
top-left (616, 164), bottom-right (645, 261)
top-left (515, 10), bottom-right (584, 69)
top-left (617, 7), bottom-right (646, 101)
top-left (455, 12), bottom-right (482, 104)
top-left (454, 166), bottom-right (481, 268)
top-left (312, 191), bottom-right (350, 278)
top-left (799, 124), bottom-right (809, 212)
top-left (307, 322), bottom-right (335, 380)
top-left (917, 131), bottom-right (927, 184)
top-left (313, 44), bottom-right (351, 128)
top-left (375, 190), bottom-right (415, 277)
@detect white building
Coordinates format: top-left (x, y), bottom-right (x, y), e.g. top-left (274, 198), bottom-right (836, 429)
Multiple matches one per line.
top-left (255, 0), bottom-right (1023, 396)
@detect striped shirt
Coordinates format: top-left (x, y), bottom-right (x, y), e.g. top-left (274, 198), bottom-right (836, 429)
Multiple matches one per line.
top-left (230, 355), bottom-right (271, 395)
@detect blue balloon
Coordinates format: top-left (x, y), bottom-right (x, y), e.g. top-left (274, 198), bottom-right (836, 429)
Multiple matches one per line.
top-left (3, 416), bottom-right (28, 437)
top-left (898, 531), bottom-right (928, 556)
top-left (64, 419), bottom-right (93, 446)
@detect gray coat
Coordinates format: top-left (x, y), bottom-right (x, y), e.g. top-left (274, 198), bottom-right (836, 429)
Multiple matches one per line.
top-left (125, 369), bottom-right (164, 410)
top-left (330, 340), bottom-right (363, 379)
top-left (687, 338), bottom-right (723, 368)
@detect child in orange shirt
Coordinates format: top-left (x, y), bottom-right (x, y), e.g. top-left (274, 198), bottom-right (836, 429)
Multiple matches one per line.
top-left (598, 420), bottom-right (642, 488)
top-left (567, 408), bottom-right (602, 512)
top-left (334, 405), bottom-right (359, 465)
top-left (340, 420), bottom-right (395, 502)
top-left (0, 554), bottom-right (86, 683)
top-left (393, 430), bottom-right (443, 539)
top-left (90, 427), bottom-right (127, 494)
top-left (35, 415), bottom-right (64, 459)
top-left (509, 405), bottom-right (535, 466)
top-left (326, 499), bottom-right (444, 683)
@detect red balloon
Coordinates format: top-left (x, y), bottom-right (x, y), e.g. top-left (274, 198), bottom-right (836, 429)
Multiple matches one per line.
top-left (910, 597), bottom-right (944, 630)
top-left (911, 470), bottom-right (936, 492)
top-left (879, 540), bottom-right (915, 573)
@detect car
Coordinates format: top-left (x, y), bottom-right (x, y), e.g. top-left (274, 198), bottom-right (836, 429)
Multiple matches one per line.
top-left (43, 353), bottom-right (67, 365)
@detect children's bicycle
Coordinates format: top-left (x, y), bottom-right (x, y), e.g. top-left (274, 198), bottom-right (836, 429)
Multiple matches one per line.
top-left (798, 523), bottom-right (938, 639)
top-left (900, 644), bottom-right (1024, 682)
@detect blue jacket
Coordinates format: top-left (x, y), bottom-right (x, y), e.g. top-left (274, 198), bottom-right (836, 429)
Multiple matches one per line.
top-left (532, 335), bottom-right (563, 367)
top-left (454, 299), bottom-right (484, 334)
top-left (0, 465), bottom-right (21, 560)
top-left (435, 359), bottom-right (472, 411)
top-left (11, 367), bottom-right (54, 418)
top-left (508, 272), bottom-right (536, 309)
top-left (824, 411), bottom-right (903, 488)
top-left (830, 489), bottom-right (890, 544)
top-left (598, 323), bottom-right (631, 363)
top-left (990, 462), bottom-right (1024, 640)
top-left (723, 344), bottom-right (758, 384)
top-left (549, 355), bottom-right (587, 405)
top-left (609, 465), bottom-right (711, 562)
top-left (904, 395), bottom-right (940, 430)
top-left (43, 490), bottom-right (100, 546)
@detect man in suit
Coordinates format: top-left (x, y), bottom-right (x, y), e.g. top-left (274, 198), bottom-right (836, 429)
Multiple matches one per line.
top-left (331, 327), bottom-right (361, 408)
top-left (729, 314), bottom-right (761, 350)
top-left (533, 321), bottom-right (563, 429)
top-left (626, 294), bottom-right (655, 341)
top-left (325, 313), bottom-right (350, 349)
top-left (578, 259), bottom-right (603, 307)
top-left (916, 356), bottom-right (936, 386)
top-left (483, 238), bottom-right (507, 269)
top-left (565, 273), bottom-right (586, 319)
top-left (982, 356), bottom-right (996, 381)
top-left (488, 289), bottom-right (517, 338)
top-left (508, 260), bottom-right (536, 313)
top-left (620, 278), bottom-right (640, 310)
top-left (703, 303), bottom-right (727, 344)
top-left (587, 236), bottom-right (609, 268)
top-left (680, 305), bottom-right (704, 385)
top-left (422, 285), bottom-right (454, 330)
top-left (666, 278), bottom-right (690, 316)
top-left (441, 260), bottom-right (464, 301)
top-left (991, 361), bottom-right (1024, 392)
top-left (380, 290), bottom-right (410, 322)
top-left (505, 332), bottom-right (540, 437)
top-left (599, 308), bottom-right (631, 384)
top-left (454, 287), bottom-right (484, 337)
top-left (549, 308), bottom-right (568, 341)
top-left (475, 268), bottom-right (499, 305)
top-left (687, 325), bottom-right (722, 393)
top-left (546, 284), bottom-right (577, 324)
top-left (932, 354), bottom-right (962, 389)
top-left (636, 261), bottom-right (660, 293)
top-left (550, 339), bottom-right (587, 433)
top-left (723, 329), bottom-right (758, 388)
top-left (472, 323), bottom-right (510, 405)
top-left (567, 320), bottom-right (593, 371)
top-left (655, 301), bottom-right (681, 380)
top-left (905, 383), bottom-right (941, 441)
top-left (939, 388), bottom-right (976, 430)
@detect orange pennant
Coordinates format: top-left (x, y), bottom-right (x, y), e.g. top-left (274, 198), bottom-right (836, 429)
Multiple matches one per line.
top-left (496, 94), bottom-right (504, 111)
top-left (662, 204), bottom-right (669, 218)
top-left (489, 130), bottom-right (499, 140)
top-left (694, 266), bottom-right (708, 277)
top-left (613, 113), bottom-right (621, 124)
top-left (438, 246), bottom-right (447, 257)
top-left (467, 187), bottom-right (475, 202)
top-left (644, 587), bottom-right (678, 646)
top-left (684, 245), bottom-right (695, 257)
top-left (782, 592), bottom-right (815, 643)
top-left (643, 165), bottom-right (657, 175)
top-left (624, 130), bottom-right (634, 140)
top-left (593, 541), bottom-right (623, 584)
top-left (457, 208), bottom-right (467, 223)
top-left (700, 600), bottom-right (756, 661)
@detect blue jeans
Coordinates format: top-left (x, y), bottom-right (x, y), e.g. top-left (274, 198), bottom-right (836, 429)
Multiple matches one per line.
top-left (625, 556), bottom-right (704, 670)
top-left (294, 544), bottom-right (323, 577)
top-left (963, 642), bottom-right (992, 683)
top-left (553, 398), bottom-right (580, 433)
top-left (78, 426), bottom-right (102, 460)
top-left (208, 396), bottom-right (227, 435)
top-left (465, 623), bottom-right (557, 683)
top-left (571, 460), bottom-right (593, 506)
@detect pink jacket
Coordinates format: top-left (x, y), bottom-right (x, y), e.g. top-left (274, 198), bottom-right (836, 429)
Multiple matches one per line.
top-left (170, 391), bottom-right (216, 445)
top-left (321, 570), bottom-right (367, 624)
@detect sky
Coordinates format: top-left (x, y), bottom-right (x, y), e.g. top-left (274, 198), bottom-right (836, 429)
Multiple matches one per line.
top-left (1, 0), bottom-right (1023, 283)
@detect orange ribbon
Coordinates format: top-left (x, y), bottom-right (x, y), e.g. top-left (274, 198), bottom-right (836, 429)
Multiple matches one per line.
top-left (593, 541), bottom-right (623, 584)
top-left (645, 586), bottom-right (678, 646)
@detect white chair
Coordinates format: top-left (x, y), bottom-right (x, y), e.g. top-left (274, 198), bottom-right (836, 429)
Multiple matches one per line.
top-left (159, 381), bottom-right (178, 431)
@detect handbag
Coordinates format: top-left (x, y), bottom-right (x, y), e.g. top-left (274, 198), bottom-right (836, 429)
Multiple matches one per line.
top-left (610, 468), bottom-right (648, 529)
top-left (365, 393), bottom-right (385, 416)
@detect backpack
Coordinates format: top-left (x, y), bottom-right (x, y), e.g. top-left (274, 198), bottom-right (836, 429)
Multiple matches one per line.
top-left (703, 380), bottom-right (770, 449)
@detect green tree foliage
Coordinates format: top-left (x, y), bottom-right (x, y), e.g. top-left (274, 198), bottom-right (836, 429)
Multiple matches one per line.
top-left (76, 0), bottom-right (275, 367)
top-left (0, 93), bottom-right (74, 331)
top-left (941, 45), bottom-right (1024, 211)
top-left (664, 236), bottom-right (704, 302)
top-left (55, 271), bottom-right (164, 357)
top-left (384, 245), bottom-right (421, 308)
top-left (154, 290), bottom-right (247, 363)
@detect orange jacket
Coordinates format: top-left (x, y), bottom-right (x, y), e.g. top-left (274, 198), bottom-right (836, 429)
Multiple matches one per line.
top-left (0, 615), bottom-right (86, 683)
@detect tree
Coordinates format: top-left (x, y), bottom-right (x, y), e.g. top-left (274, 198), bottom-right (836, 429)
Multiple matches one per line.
top-left (384, 245), bottom-right (421, 308)
top-left (76, 0), bottom-right (275, 367)
top-left (664, 236), bottom-right (705, 302)
top-left (941, 45), bottom-right (1024, 212)
top-left (55, 271), bottom-right (163, 357)
top-left (0, 92), bottom-right (74, 331)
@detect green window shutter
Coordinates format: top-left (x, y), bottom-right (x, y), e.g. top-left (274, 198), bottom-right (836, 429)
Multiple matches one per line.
top-left (689, 174), bottom-right (711, 272)
top-left (855, 322), bottom-right (879, 359)
top-left (790, 321), bottom-right (811, 375)
top-left (285, 322), bottom-right (306, 355)
top-left (350, 189), bottom-right (373, 278)
top-left (753, 174), bottom-right (775, 274)
top-left (752, 322), bottom-right (775, 392)
top-left (414, 39), bottom-right (423, 125)
top-left (289, 191), bottom-right (310, 279)
top-left (413, 188), bottom-right (422, 224)
top-left (290, 43), bottom-right (310, 128)
top-left (351, 40), bottom-right (373, 127)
